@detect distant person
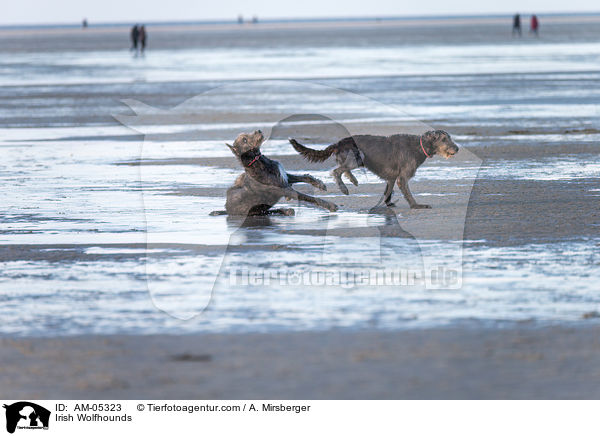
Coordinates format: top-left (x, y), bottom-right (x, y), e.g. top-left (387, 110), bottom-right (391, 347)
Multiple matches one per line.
top-left (238, 15), bottom-right (244, 24)
top-left (139, 25), bottom-right (147, 53)
top-left (82, 18), bottom-right (88, 29)
top-left (130, 24), bottom-right (139, 52)
top-left (252, 16), bottom-right (258, 24)
top-left (512, 14), bottom-right (521, 37)
top-left (530, 15), bottom-right (539, 36)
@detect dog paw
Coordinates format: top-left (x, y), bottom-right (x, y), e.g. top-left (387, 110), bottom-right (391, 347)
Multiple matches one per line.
top-left (385, 202), bottom-right (396, 207)
top-left (316, 181), bottom-right (327, 191)
top-left (411, 204), bottom-right (431, 209)
top-left (339, 185), bottom-right (349, 195)
top-left (325, 202), bottom-right (338, 212)
top-left (283, 208), bottom-right (295, 216)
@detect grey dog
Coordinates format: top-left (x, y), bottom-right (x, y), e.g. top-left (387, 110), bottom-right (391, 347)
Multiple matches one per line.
top-left (210, 130), bottom-right (337, 216)
top-left (289, 130), bottom-right (459, 209)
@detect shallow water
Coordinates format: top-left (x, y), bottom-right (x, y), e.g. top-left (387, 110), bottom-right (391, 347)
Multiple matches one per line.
top-left (1, 239), bottom-right (598, 336)
top-left (0, 20), bottom-right (599, 336)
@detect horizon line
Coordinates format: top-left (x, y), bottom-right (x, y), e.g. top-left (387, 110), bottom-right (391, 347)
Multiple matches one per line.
top-left (2, 10), bottom-right (600, 29)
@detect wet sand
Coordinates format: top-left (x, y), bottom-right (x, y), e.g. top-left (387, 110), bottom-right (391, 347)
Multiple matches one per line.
top-left (3, 325), bottom-right (600, 399)
top-left (127, 142), bottom-right (599, 245)
top-left (1, 17), bottom-right (599, 398)
top-left (1, 142), bottom-right (596, 266)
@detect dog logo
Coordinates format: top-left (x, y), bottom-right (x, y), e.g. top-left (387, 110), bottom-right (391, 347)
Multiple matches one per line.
top-left (3, 402), bottom-right (50, 434)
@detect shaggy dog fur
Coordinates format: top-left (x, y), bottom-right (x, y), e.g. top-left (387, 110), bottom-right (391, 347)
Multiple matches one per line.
top-left (290, 130), bottom-right (459, 209)
top-left (210, 130), bottom-right (337, 216)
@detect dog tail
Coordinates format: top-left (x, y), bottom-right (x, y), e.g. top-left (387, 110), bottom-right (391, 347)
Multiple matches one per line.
top-left (209, 210), bottom-right (227, 216)
top-left (290, 137), bottom-right (364, 167)
top-left (289, 138), bottom-right (338, 163)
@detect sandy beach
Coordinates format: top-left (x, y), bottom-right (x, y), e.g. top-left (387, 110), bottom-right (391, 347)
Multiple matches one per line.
top-left (1, 15), bottom-right (599, 398)
top-left (4, 326), bottom-right (600, 399)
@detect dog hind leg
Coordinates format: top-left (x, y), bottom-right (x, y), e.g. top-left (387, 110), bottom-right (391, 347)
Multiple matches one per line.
top-left (337, 150), bottom-right (361, 191)
top-left (248, 204), bottom-right (277, 216)
top-left (331, 167), bottom-right (350, 195)
top-left (344, 171), bottom-right (358, 186)
top-left (269, 208), bottom-right (295, 216)
top-left (371, 180), bottom-right (395, 210)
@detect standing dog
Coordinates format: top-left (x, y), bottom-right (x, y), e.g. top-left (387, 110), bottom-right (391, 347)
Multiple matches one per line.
top-left (210, 130), bottom-right (337, 216)
top-left (289, 130), bottom-right (459, 209)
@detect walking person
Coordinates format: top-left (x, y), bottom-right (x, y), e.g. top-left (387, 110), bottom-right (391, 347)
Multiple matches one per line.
top-left (530, 15), bottom-right (539, 37)
top-left (512, 14), bottom-right (521, 37)
top-left (130, 24), bottom-right (139, 52)
top-left (139, 25), bottom-right (147, 54)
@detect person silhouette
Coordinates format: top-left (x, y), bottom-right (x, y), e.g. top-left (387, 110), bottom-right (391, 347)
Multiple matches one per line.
top-left (130, 24), bottom-right (139, 52)
top-left (512, 13), bottom-right (522, 37)
top-left (530, 15), bottom-right (539, 37)
top-left (139, 25), bottom-right (147, 54)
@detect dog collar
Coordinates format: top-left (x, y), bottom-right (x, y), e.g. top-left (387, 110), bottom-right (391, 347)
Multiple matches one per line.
top-left (420, 136), bottom-right (430, 158)
top-left (247, 154), bottom-right (261, 167)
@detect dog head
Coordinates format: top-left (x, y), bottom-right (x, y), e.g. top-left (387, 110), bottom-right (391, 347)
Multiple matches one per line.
top-left (19, 407), bottom-right (36, 426)
top-left (226, 130), bottom-right (265, 157)
top-left (422, 130), bottom-right (459, 158)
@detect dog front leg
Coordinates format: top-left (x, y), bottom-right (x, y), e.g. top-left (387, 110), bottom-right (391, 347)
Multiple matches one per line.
top-left (284, 188), bottom-right (338, 212)
top-left (287, 173), bottom-right (327, 191)
top-left (397, 177), bottom-right (430, 209)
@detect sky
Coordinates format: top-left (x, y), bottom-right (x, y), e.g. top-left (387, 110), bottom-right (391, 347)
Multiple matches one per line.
top-left (3, 0), bottom-right (599, 25)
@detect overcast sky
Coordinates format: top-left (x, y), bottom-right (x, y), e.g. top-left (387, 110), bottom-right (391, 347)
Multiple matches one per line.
top-left (3, 0), bottom-right (598, 25)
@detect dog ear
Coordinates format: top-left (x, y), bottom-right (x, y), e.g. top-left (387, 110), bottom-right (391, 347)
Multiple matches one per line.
top-left (225, 143), bottom-right (238, 156)
top-left (436, 130), bottom-right (449, 139)
top-left (424, 130), bottom-right (441, 142)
